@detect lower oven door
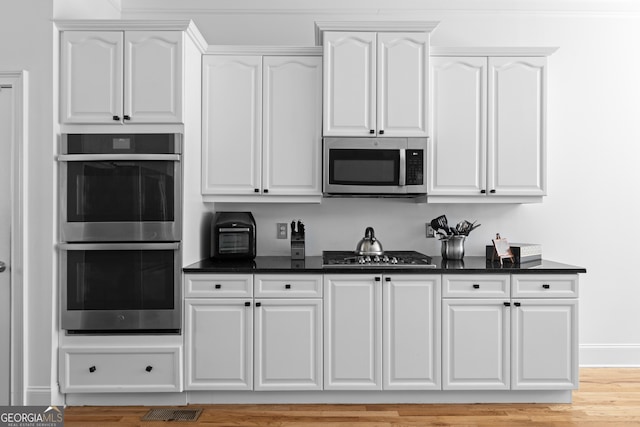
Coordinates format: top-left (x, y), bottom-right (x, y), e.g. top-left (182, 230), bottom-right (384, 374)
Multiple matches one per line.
top-left (59, 242), bottom-right (181, 333)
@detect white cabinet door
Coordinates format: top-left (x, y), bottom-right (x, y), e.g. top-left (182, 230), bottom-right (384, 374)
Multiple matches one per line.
top-left (60, 31), bottom-right (123, 123)
top-left (323, 32), bottom-right (377, 136)
top-left (442, 299), bottom-right (510, 390)
top-left (254, 299), bottom-right (323, 390)
top-left (383, 275), bottom-right (441, 390)
top-left (202, 55), bottom-right (262, 195)
top-left (511, 299), bottom-right (578, 390)
top-left (324, 275), bottom-right (382, 390)
top-left (488, 57), bottom-right (547, 196)
top-left (262, 56), bottom-right (322, 196)
top-left (124, 31), bottom-right (183, 123)
top-left (184, 299), bottom-right (253, 390)
top-left (377, 32), bottom-right (429, 137)
top-left (429, 57), bottom-right (487, 196)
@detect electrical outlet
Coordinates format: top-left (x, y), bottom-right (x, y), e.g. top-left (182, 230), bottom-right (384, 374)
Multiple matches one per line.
top-left (425, 223), bottom-right (435, 238)
top-left (277, 223), bottom-right (288, 239)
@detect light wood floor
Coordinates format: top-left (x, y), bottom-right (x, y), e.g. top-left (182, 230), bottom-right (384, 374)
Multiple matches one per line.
top-left (64, 368), bottom-right (640, 426)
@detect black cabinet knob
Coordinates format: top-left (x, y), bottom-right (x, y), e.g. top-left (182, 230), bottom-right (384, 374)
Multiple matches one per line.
top-left (542, 284), bottom-right (550, 289)
top-left (215, 284), bottom-right (221, 289)
top-left (379, 130), bottom-right (384, 135)
top-left (244, 301), bottom-right (251, 307)
top-left (112, 116), bottom-right (120, 121)
top-left (480, 189), bottom-right (486, 194)
top-left (514, 302), bottom-right (521, 307)
top-left (503, 302), bottom-right (511, 307)
top-left (145, 365), bottom-right (153, 372)
top-left (285, 284), bottom-right (291, 289)
top-left (254, 188), bottom-right (259, 193)
top-left (385, 277), bottom-right (391, 282)
top-left (264, 189), bottom-right (269, 193)
top-left (369, 129), bottom-right (375, 134)
top-left (490, 189), bottom-right (496, 194)
top-left (123, 115), bottom-right (131, 121)
top-left (473, 284), bottom-right (480, 289)
top-left (374, 277), bottom-right (381, 282)
top-left (89, 366), bottom-right (96, 373)
top-left (256, 302), bottom-right (261, 307)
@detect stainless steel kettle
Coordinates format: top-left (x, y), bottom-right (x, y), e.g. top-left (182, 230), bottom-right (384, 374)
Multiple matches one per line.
top-left (355, 227), bottom-right (384, 256)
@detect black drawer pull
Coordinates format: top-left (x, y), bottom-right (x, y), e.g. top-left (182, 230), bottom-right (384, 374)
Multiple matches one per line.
top-left (89, 366), bottom-right (96, 373)
top-left (369, 129), bottom-right (375, 134)
top-left (374, 277), bottom-right (381, 282)
top-left (385, 277), bottom-right (391, 282)
top-left (264, 189), bottom-right (269, 193)
top-left (503, 302), bottom-right (511, 307)
top-left (473, 284), bottom-right (480, 289)
top-left (490, 189), bottom-right (496, 194)
top-left (145, 365), bottom-right (153, 372)
top-left (215, 284), bottom-right (221, 289)
top-left (244, 301), bottom-right (251, 307)
top-left (112, 116), bottom-right (120, 121)
top-left (379, 130), bottom-right (385, 135)
top-left (514, 302), bottom-right (521, 307)
top-left (254, 188), bottom-right (260, 193)
top-left (285, 284), bottom-right (291, 289)
top-left (256, 302), bottom-right (261, 307)
top-left (123, 115), bottom-right (131, 121)
top-left (542, 284), bottom-right (550, 289)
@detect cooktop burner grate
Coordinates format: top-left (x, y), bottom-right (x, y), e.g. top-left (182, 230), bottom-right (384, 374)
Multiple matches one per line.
top-left (323, 250), bottom-right (435, 268)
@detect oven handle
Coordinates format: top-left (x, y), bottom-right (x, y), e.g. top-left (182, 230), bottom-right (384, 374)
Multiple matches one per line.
top-left (57, 154), bottom-right (180, 162)
top-left (57, 242), bottom-right (180, 251)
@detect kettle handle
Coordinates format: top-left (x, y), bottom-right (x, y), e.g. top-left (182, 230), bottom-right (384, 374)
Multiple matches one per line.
top-left (365, 227), bottom-right (375, 240)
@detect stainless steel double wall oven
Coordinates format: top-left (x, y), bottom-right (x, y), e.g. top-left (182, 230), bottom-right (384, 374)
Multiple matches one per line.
top-left (58, 133), bottom-right (182, 333)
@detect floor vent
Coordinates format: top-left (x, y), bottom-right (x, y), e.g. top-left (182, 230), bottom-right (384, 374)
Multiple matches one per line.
top-left (141, 408), bottom-right (202, 422)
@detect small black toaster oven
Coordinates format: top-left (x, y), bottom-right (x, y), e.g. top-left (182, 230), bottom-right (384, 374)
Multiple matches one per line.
top-left (211, 212), bottom-right (256, 259)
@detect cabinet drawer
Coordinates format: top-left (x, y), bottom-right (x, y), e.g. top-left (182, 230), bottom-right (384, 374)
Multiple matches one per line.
top-left (185, 274), bottom-right (253, 298)
top-left (255, 274), bottom-right (323, 298)
top-left (60, 346), bottom-right (182, 393)
top-left (512, 274), bottom-right (578, 298)
top-left (442, 275), bottom-right (510, 298)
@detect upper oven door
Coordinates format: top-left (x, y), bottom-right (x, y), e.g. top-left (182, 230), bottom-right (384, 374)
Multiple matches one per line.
top-left (59, 134), bottom-right (182, 242)
top-left (324, 137), bottom-right (418, 195)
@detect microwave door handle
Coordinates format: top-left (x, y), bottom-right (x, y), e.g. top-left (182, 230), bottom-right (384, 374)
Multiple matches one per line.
top-left (399, 149), bottom-right (406, 186)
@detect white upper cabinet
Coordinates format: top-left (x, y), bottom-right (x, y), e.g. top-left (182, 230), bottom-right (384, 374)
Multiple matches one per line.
top-left (61, 30), bottom-right (183, 124)
top-left (323, 30), bottom-right (430, 137)
top-left (202, 51), bottom-right (322, 202)
top-left (428, 49), bottom-right (555, 203)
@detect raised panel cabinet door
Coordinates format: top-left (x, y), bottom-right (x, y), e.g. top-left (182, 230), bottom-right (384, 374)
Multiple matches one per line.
top-left (262, 56), bottom-right (322, 196)
top-left (511, 299), bottom-right (578, 390)
top-left (324, 275), bottom-right (382, 390)
top-left (323, 32), bottom-right (376, 136)
top-left (202, 55), bottom-right (262, 195)
top-left (377, 32), bottom-right (429, 137)
top-left (442, 299), bottom-right (510, 390)
top-left (488, 57), bottom-right (547, 196)
top-left (184, 299), bottom-right (253, 390)
top-left (429, 57), bottom-right (487, 196)
top-left (124, 31), bottom-right (183, 123)
top-left (383, 275), bottom-right (441, 390)
top-left (254, 299), bottom-right (323, 390)
top-left (60, 31), bottom-right (123, 123)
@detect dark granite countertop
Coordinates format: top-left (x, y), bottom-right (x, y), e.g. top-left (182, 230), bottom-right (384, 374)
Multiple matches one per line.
top-left (183, 256), bottom-right (586, 274)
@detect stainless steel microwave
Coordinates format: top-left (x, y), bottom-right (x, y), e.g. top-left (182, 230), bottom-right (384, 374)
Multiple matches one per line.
top-left (323, 137), bottom-right (428, 196)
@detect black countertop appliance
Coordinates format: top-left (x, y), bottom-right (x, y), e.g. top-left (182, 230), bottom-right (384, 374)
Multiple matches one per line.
top-left (211, 212), bottom-right (256, 260)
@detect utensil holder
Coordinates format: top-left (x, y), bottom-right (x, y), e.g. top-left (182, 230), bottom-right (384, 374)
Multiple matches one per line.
top-left (441, 235), bottom-right (466, 260)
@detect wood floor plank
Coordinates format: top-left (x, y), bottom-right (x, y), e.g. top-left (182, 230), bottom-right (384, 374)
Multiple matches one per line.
top-left (63, 368), bottom-right (640, 426)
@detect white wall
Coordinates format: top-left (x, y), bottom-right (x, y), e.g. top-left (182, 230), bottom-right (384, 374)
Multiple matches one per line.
top-left (5, 0), bottom-right (636, 403)
top-left (119, 0), bottom-right (640, 366)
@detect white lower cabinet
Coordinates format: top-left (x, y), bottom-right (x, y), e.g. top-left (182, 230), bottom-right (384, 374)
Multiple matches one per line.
top-left (324, 274), bottom-right (440, 391)
top-left (442, 274), bottom-right (579, 391)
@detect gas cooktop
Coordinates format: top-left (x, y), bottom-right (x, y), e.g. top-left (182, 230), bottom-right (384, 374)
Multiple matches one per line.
top-left (322, 251), bottom-right (436, 268)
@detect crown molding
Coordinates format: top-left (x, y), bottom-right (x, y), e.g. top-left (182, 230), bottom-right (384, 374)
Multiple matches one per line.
top-left (431, 46), bottom-right (559, 56)
top-left (205, 46), bottom-right (322, 56)
top-left (314, 21), bottom-right (440, 46)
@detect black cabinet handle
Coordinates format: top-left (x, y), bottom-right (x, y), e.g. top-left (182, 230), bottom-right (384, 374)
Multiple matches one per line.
top-left (244, 301), bottom-right (251, 307)
top-left (89, 366), bottom-right (96, 373)
top-left (542, 284), bottom-right (550, 289)
top-left (215, 284), bottom-right (221, 289)
top-left (473, 284), bottom-right (480, 289)
top-left (503, 302), bottom-right (511, 307)
top-left (385, 277), bottom-right (391, 282)
top-left (374, 277), bottom-right (381, 282)
top-left (123, 115), bottom-right (131, 121)
top-left (112, 116), bottom-right (120, 121)
top-left (369, 129), bottom-right (375, 134)
top-left (145, 365), bottom-right (153, 372)
top-left (490, 189), bottom-right (496, 194)
top-left (480, 189), bottom-right (486, 194)
top-left (256, 302), bottom-right (261, 307)
top-left (254, 188), bottom-right (259, 193)
top-left (264, 189), bottom-right (269, 193)
top-left (514, 302), bottom-right (521, 307)
top-left (285, 284), bottom-right (291, 289)
top-left (379, 130), bottom-right (385, 135)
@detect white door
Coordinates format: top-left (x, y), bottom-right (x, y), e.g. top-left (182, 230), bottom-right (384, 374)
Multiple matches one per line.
top-left (124, 31), bottom-right (183, 123)
top-left (184, 298), bottom-right (253, 390)
top-left (442, 298), bottom-right (510, 390)
top-left (324, 275), bottom-right (382, 390)
top-left (254, 299), bottom-right (322, 390)
top-left (202, 55), bottom-right (262, 195)
top-left (429, 57), bottom-right (487, 196)
top-left (511, 299), bottom-right (578, 390)
top-left (488, 57), bottom-right (547, 196)
top-left (0, 86), bottom-right (11, 404)
top-left (377, 32), bottom-right (429, 137)
top-left (323, 32), bottom-right (376, 136)
top-left (383, 275), bottom-right (441, 390)
top-left (262, 56), bottom-right (322, 196)
top-left (60, 31), bottom-right (124, 123)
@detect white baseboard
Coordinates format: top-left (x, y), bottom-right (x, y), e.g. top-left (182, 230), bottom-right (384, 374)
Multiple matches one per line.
top-left (26, 386), bottom-right (54, 405)
top-left (580, 344), bottom-right (640, 367)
